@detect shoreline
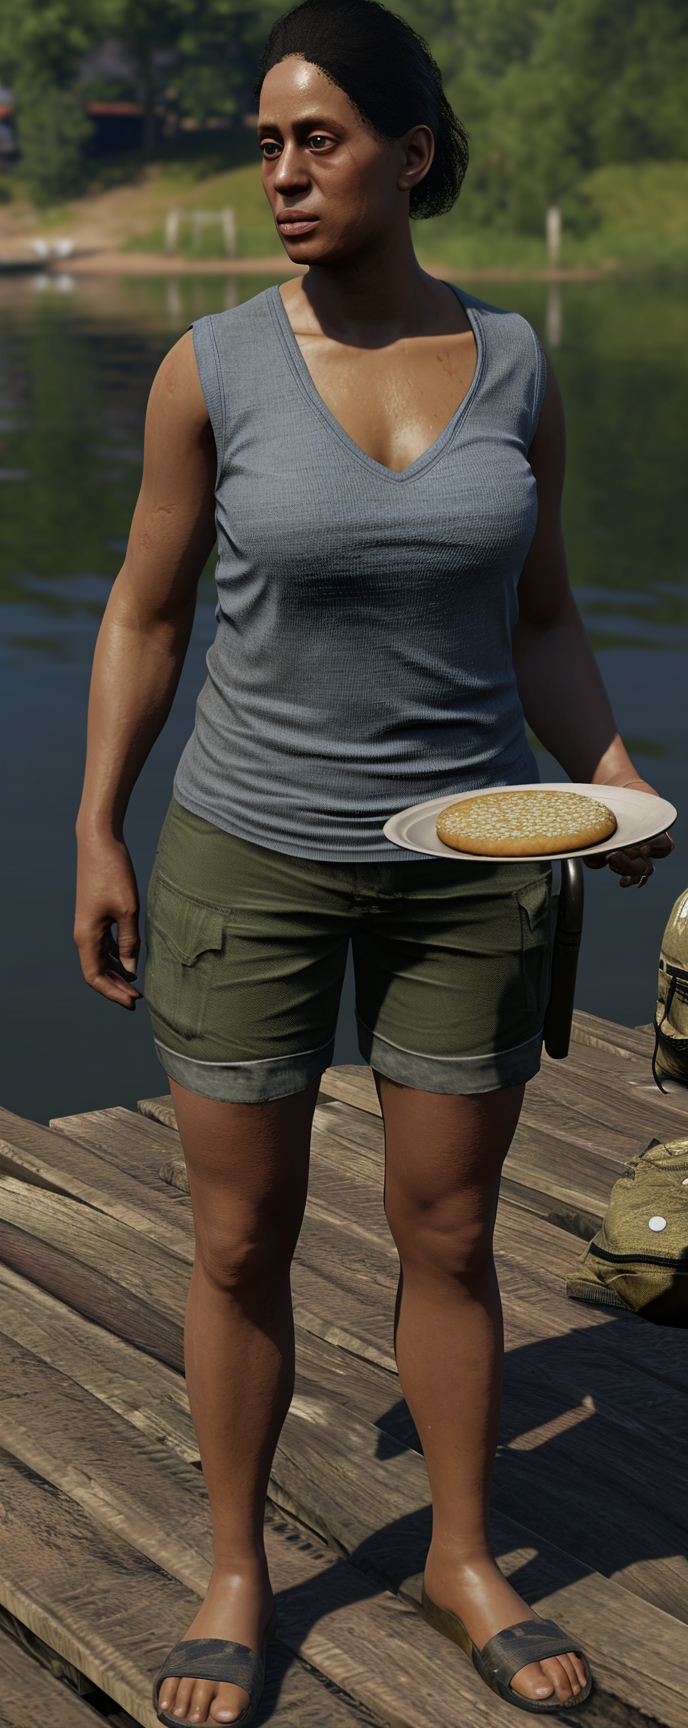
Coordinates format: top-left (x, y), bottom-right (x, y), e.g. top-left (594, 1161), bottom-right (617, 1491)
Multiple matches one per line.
top-left (1, 246), bottom-right (615, 283)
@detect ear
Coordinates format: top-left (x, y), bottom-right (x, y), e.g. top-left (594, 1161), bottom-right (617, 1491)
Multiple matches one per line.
top-left (397, 123), bottom-right (435, 193)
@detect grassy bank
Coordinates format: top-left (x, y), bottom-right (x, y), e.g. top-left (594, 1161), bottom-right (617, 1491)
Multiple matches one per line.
top-left (3, 149), bottom-right (687, 275)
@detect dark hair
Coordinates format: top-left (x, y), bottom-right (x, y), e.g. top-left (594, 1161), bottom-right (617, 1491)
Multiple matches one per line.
top-left (255, 0), bottom-right (469, 219)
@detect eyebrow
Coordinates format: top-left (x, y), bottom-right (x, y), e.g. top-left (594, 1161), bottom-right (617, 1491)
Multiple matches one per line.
top-left (257, 113), bottom-right (345, 134)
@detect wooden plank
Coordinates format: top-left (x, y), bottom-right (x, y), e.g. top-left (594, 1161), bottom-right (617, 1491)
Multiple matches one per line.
top-left (490, 1406), bottom-right (688, 1623)
top-left (0, 1216), bottom-right (186, 1375)
top-left (12, 1175), bottom-right (681, 1631)
top-left (6, 1108), bottom-right (687, 1586)
top-left (0, 1177), bottom-right (190, 1322)
top-left (571, 1011), bottom-right (655, 1061)
top-left (0, 1108), bottom-right (192, 1260)
top-left (137, 1095), bottom-right (179, 1133)
top-left (0, 1437), bottom-right (526, 1728)
top-left (7, 1123), bottom-right (686, 1421)
top-left (4, 1229), bottom-right (686, 1676)
top-left (5, 1243), bottom-right (684, 1593)
top-left (0, 1262), bottom-right (399, 1468)
top-left (320, 1066), bottom-right (381, 1117)
top-left (1, 1336), bottom-right (685, 1728)
top-left (0, 1618), bottom-right (379, 1728)
top-left (0, 1265), bottom-right (197, 1461)
top-left (528, 1060), bottom-right (688, 1148)
top-left (48, 1106), bottom-right (187, 1193)
top-left (0, 1623), bottom-right (125, 1728)
top-left (0, 1443), bottom-right (200, 1728)
top-left (546, 1038), bottom-right (688, 1117)
top-left (136, 1082), bottom-right (616, 1243)
top-left (5, 1114), bottom-right (686, 1422)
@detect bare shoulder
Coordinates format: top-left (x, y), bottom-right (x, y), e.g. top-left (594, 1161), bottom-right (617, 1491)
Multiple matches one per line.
top-left (147, 329), bottom-right (209, 435)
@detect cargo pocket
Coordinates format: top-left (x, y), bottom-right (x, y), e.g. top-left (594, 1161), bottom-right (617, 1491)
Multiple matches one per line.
top-left (144, 874), bottom-right (225, 1043)
top-left (515, 874), bottom-right (552, 1021)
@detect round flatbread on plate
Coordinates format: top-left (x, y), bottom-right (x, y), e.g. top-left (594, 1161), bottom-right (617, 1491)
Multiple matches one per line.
top-left (436, 789), bottom-right (616, 856)
top-left (383, 783), bottom-right (677, 864)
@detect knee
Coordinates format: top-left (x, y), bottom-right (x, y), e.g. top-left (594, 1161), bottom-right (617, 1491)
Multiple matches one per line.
top-left (386, 1196), bottom-right (496, 1287)
top-left (194, 1210), bottom-right (295, 1296)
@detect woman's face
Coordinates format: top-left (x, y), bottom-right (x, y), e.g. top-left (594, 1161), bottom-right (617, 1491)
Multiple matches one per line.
top-left (258, 56), bottom-right (432, 265)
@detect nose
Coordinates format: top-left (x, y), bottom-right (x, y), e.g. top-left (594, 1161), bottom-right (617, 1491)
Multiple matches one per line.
top-left (273, 139), bottom-right (311, 196)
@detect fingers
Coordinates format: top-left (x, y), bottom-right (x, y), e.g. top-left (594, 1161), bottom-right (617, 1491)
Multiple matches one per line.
top-left (75, 920), bottom-right (142, 1009)
top-left (608, 844), bottom-right (655, 889)
top-left (116, 907), bottom-right (141, 974)
top-left (74, 838), bottom-right (142, 1008)
top-left (585, 829), bottom-right (673, 888)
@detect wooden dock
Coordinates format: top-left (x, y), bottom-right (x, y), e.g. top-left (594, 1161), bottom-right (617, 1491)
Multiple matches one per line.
top-left (0, 1011), bottom-right (686, 1728)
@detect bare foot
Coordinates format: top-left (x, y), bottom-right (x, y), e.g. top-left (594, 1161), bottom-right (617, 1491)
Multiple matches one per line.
top-left (156, 1563), bottom-right (274, 1725)
top-left (424, 1550), bottom-right (588, 1706)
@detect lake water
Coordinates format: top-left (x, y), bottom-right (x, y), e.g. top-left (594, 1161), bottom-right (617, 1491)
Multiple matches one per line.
top-left (1, 270), bottom-right (686, 1123)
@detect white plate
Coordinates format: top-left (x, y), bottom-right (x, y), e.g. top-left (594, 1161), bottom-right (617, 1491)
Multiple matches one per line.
top-left (383, 782), bottom-right (677, 863)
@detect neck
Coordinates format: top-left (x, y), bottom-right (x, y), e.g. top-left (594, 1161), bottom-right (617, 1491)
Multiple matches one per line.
top-left (300, 219), bottom-right (439, 342)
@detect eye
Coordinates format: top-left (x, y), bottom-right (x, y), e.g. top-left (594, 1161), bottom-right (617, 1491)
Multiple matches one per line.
top-left (259, 138), bottom-right (281, 159)
top-left (308, 133), bottom-right (335, 151)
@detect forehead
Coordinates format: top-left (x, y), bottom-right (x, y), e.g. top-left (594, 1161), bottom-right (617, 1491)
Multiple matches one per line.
top-left (258, 56), bottom-right (363, 127)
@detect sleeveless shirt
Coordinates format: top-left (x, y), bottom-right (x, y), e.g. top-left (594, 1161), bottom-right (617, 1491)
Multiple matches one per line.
top-left (173, 285), bottom-right (546, 862)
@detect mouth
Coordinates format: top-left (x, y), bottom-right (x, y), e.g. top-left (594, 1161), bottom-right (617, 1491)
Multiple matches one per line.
top-left (276, 212), bottom-right (319, 239)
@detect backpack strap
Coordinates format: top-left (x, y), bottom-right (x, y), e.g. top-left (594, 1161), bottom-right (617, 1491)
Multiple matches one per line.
top-left (653, 962), bottom-right (688, 1092)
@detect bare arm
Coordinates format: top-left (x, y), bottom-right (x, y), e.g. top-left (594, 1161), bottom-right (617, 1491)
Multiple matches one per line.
top-left (74, 330), bottom-right (216, 1006)
top-left (513, 360), bottom-right (673, 886)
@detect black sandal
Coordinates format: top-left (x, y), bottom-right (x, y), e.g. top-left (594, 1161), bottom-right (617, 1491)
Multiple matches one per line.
top-left (153, 1611), bottom-right (276, 1727)
top-left (422, 1588), bottom-right (592, 1714)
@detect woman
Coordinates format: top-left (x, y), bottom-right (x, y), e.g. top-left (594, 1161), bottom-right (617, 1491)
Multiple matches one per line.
top-left (75, 3), bottom-right (671, 1722)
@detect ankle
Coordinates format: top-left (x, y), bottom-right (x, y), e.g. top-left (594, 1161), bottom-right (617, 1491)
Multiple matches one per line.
top-left (207, 1554), bottom-right (270, 1589)
top-left (426, 1537), bottom-right (492, 1573)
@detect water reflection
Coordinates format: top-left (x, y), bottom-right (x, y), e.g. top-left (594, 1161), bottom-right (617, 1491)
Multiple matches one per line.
top-left (0, 270), bottom-right (686, 1119)
top-left (546, 287), bottom-right (562, 349)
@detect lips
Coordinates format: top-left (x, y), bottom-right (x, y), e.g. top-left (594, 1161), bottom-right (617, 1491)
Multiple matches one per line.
top-left (277, 213), bottom-right (319, 237)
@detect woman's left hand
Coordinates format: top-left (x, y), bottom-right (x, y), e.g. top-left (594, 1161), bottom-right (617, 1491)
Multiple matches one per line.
top-left (585, 778), bottom-right (674, 888)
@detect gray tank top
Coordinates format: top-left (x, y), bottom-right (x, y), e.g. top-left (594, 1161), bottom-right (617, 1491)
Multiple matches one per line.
top-left (174, 284), bottom-right (546, 861)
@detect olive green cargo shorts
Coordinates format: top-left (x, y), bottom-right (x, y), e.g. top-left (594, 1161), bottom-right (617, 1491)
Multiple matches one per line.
top-left (144, 797), bottom-right (553, 1103)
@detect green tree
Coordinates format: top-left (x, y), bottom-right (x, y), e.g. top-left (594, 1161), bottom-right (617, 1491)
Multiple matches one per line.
top-left (97, 0), bottom-right (285, 148)
top-left (15, 76), bottom-right (93, 205)
top-left (0, 0), bottom-right (102, 202)
top-left (433, 0), bottom-right (688, 235)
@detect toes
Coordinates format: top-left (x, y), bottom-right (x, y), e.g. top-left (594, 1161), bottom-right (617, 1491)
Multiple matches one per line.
top-left (155, 1678), bottom-right (251, 1725)
top-left (510, 1650), bottom-right (588, 1705)
top-left (158, 1679), bottom-right (179, 1715)
top-left (509, 1660), bottom-right (555, 1701)
top-left (186, 1681), bottom-right (216, 1722)
top-left (209, 1685), bottom-right (251, 1724)
top-left (540, 1655), bottom-right (579, 1701)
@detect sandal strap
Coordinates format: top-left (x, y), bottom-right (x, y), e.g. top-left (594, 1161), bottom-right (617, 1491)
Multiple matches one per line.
top-left (480, 1619), bottom-right (585, 1686)
top-left (154, 1637), bottom-right (264, 1702)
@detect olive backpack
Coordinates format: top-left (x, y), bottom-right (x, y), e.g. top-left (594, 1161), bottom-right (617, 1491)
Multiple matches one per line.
top-left (566, 1137), bottom-right (688, 1325)
top-left (653, 886), bottom-right (688, 1089)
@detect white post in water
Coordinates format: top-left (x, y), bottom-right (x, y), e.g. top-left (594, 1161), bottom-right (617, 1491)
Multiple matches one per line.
top-left (546, 205), bottom-right (561, 268)
top-left (222, 207), bottom-right (237, 258)
top-left (165, 208), bottom-right (180, 254)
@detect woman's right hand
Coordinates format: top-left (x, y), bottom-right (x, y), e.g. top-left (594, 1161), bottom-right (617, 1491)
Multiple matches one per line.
top-left (74, 834), bottom-right (142, 1010)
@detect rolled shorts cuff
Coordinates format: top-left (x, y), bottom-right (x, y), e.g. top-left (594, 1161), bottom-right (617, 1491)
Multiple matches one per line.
top-left (153, 1035), bottom-right (335, 1103)
top-left (356, 1018), bottom-right (543, 1095)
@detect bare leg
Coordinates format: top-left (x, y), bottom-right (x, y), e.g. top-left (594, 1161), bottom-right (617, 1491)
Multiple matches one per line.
top-left (379, 1078), bottom-right (587, 1706)
top-left (156, 1080), bottom-right (318, 1726)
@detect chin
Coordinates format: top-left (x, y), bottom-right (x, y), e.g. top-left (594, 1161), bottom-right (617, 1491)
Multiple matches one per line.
top-left (279, 232), bottom-right (333, 264)
top-left (280, 228), bottom-right (364, 269)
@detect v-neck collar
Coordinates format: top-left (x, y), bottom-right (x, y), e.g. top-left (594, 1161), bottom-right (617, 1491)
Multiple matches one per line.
top-left (268, 283), bottom-right (485, 484)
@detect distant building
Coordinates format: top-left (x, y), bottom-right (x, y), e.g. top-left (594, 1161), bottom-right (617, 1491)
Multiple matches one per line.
top-left (85, 101), bottom-right (146, 153)
top-left (0, 86), bottom-right (16, 158)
